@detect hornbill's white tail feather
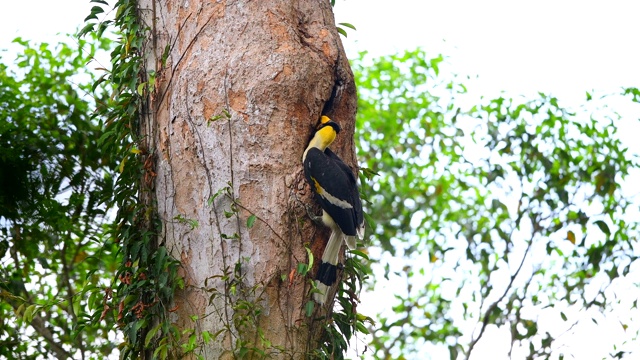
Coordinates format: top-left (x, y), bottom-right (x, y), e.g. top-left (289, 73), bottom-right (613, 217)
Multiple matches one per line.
top-left (313, 229), bottom-right (342, 304)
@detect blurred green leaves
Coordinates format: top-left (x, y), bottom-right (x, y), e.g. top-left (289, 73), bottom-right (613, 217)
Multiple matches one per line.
top-left (353, 49), bottom-right (639, 359)
top-left (0, 36), bottom-right (117, 359)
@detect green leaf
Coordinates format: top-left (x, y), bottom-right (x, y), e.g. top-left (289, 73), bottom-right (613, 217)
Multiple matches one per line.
top-left (91, 73), bottom-right (107, 92)
top-left (297, 262), bottom-right (308, 276)
top-left (137, 82), bottom-right (146, 95)
top-left (305, 246), bottom-right (314, 270)
top-left (338, 22), bottom-right (356, 30)
top-left (305, 301), bottom-right (315, 317)
top-left (144, 323), bottom-right (162, 347)
top-left (202, 330), bottom-right (212, 344)
top-left (89, 5), bottom-right (104, 14)
top-left (23, 305), bottom-right (37, 323)
top-left (363, 212), bottom-right (376, 236)
top-left (349, 249), bottom-right (369, 260)
top-left (594, 220), bottom-right (611, 236)
top-left (355, 321), bottom-right (369, 334)
top-left (246, 214), bottom-right (257, 229)
top-left (449, 345), bottom-right (459, 360)
top-left (77, 22), bottom-right (95, 37)
top-left (360, 167), bottom-right (379, 180)
top-left (153, 344), bottom-right (168, 359)
top-left (84, 13), bottom-right (98, 22)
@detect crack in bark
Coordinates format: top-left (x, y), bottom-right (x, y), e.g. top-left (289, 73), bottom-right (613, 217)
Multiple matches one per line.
top-left (321, 54), bottom-right (345, 119)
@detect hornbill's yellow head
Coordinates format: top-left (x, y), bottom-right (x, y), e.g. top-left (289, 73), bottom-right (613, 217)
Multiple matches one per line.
top-left (302, 115), bottom-right (343, 162)
top-left (313, 116), bottom-right (341, 149)
top-left (317, 115), bottom-right (341, 133)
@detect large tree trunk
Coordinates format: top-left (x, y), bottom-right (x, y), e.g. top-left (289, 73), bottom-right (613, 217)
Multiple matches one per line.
top-left (138, 0), bottom-right (357, 357)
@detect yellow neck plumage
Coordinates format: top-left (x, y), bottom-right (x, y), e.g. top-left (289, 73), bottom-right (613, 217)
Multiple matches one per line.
top-left (303, 125), bottom-right (337, 162)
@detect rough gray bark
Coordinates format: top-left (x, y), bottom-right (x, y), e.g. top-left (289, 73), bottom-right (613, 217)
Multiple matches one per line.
top-left (138, 0), bottom-right (357, 357)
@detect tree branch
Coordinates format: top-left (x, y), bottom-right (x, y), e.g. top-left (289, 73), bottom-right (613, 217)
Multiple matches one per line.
top-left (29, 314), bottom-right (73, 359)
top-left (3, 289), bottom-right (72, 359)
top-left (465, 230), bottom-right (535, 360)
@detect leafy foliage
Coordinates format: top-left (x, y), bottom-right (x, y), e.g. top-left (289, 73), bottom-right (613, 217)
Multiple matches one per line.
top-left (80, 0), bottom-right (184, 357)
top-left (315, 248), bottom-right (373, 359)
top-left (0, 36), bottom-right (117, 359)
top-left (352, 49), bottom-right (640, 359)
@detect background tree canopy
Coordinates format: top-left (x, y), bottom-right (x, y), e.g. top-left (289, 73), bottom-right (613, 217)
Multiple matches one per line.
top-left (353, 49), bottom-right (640, 359)
top-left (0, 36), bottom-right (119, 359)
top-left (1, 16), bottom-right (640, 360)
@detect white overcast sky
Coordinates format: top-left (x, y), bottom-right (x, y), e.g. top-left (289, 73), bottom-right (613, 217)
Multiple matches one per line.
top-left (335, 0), bottom-right (640, 99)
top-left (3, 0), bottom-right (640, 99)
top-left (2, 1), bottom-right (640, 359)
top-left (2, 0), bottom-right (639, 99)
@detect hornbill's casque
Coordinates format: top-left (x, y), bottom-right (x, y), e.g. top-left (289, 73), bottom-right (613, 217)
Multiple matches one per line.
top-left (302, 116), bottom-right (364, 304)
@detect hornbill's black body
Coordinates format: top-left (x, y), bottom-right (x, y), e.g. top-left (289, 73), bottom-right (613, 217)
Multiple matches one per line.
top-left (302, 116), bottom-right (364, 304)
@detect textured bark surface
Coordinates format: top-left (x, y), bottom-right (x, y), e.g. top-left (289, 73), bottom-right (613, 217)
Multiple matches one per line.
top-left (138, 0), bottom-right (356, 357)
